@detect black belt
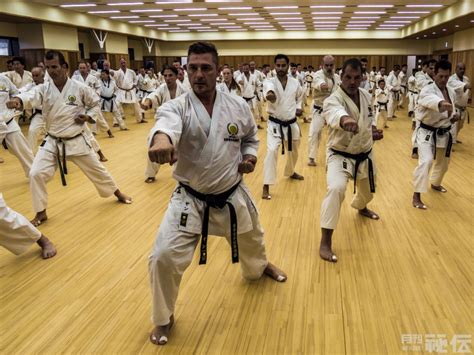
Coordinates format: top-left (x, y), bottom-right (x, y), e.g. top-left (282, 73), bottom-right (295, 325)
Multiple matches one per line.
top-left (331, 148), bottom-right (375, 194)
top-left (5, 117), bottom-right (15, 125)
top-left (100, 95), bottom-right (115, 112)
top-left (377, 102), bottom-right (388, 111)
top-left (269, 116), bottom-right (297, 155)
top-left (392, 90), bottom-right (400, 101)
top-left (179, 181), bottom-right (241, 265)
top-left (409, 90), bottom-right (418, 94)
top-left (419, 122), bottom-right (452, 159)
top-left (30, 109), bottom-right (43, 120)
top-left (243, 96), bottom-right (255, 102)
top-left (46, 132), bottom-right (84, 186)
top-left (313, 104), bottom-right (323, 114)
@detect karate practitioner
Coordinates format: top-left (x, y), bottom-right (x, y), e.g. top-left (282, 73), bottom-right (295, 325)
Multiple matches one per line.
top-left (374, 79), bottom-right (389, 129)
top-left (141, 65), bottom-right (187, 183)
top-left (412, 60), bottom-right (460, 210)
top-left (99, 70), bottom-right (128, 131)
top-left (238, 63), bottom-right (263, 129)
top-left (0, 74), bottom-right (34, 177)
top-left (217, 67), bottom-right (242, 97)
top-left (386, 65), bottom-right (401, 120)
top-left (308, 55), bottom-right (341, 167)
top-left (4, 56), bottom-right (33, 89)
top-left (147, 41), bottom-right (287, 346)
top-left (24, 67), bottom-right (47, 151)
top-left (111, 58), bottom-right (145, 123)
top-left (262, 54), bottom-right (304, 200)
top-left (7, 50), bottom-right (132, 227)
top-left (319, 58), bottom-right (383, 263)
top-left (447, 63), bottom-right (471, 144)
top-left (398, 64), bottom-right (408, 108)
top-left (249, 61), bottom-right (266, 123)
top-left (72, 61), bottom-right (114, 138)
top-left (0, 193), bottom-right (56, 259)
top-left (407, 69), bottom-right (419, 121)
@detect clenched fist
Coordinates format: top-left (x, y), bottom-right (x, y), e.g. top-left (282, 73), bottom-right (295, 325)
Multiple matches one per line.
top-left (372, 126), bottom-right (384, 141)
top-left (238, 154), bottom-right (257, 174)
top-left (266, 91), bottom-right (277, 103)
top-left (340, 115), bottom-right (359, 134)
top-left (6, 98), bottom-right (22, 110)
top-left (438, 100), bottom-right (453, 116)
top-left (149, 133), bottom-right (178, 165)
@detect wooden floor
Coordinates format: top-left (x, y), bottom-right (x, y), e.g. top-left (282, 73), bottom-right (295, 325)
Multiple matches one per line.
top-left (0, 103), bottom-right (472, 355)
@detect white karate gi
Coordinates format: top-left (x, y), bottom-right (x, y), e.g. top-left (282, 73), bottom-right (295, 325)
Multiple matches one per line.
top-left (413, 83), bottom-right (457, 193)
top-left (112, 68), bottom-right (143, 122)
top-left (309, 69), bottom-right (341, 161)
top-left (407, 75), bottom-right (419, 118)
top-left (447, 73), bottom-right (470, 143)
top-left (386, 72), bottom-right (401, 118)
top-left (0, 193), bottom-right (41, 255)
top-left (399, 71), bottom-right (408, 107)
top-left (320, 87), bottom-right (376, 230)
top-left (0, 75), bottom-right (34, 177)
top-left (148, 90), bottom-right (268, 326)
top-left (99, 78), bottom-right (126, 130)
top-left (16, 78), bottom-right (119, 213)
top-left (21, 83), bottom-right (46, 151)
top-left (262, 76), bottom-right (304, 185)
top-left (72, 73), bottom-right (111, 135)
top-left (374, 88), bottom-right (389, 128)
top-left (217, 82), bottom-right (242, 97)
top-left (4, 70), bottom-right (33, 89)
top-left (238, 72), bottom-right (260, 122)
top-left (143, 82), bottom-right (188, 179)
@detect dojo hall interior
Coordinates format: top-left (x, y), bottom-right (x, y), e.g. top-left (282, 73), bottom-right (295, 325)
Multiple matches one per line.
top-left (0, 0), bottom-right (473, 354)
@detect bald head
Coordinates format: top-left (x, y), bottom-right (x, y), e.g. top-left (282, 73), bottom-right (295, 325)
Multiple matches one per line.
top-left (31, 67), bottom-right (45, 85)
top-left (456, 62), bottom-right (465, 78)
top-left (103, 60), bottom-right (110, 70)
top-left (322, 55), bottom-right (335, 75)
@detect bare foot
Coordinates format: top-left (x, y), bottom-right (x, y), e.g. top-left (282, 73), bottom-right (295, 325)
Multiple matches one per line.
top-left (31, 210), bottom-right (48, 227)
top-left (262, 185), bottom-right (271, 200)
top-left (308, 159), bottom-right (317, 167)
top-left (290, 172), bottom-right (304, 180)
top-left (113, 123), bottom-right (119, 127)
top-left (384, 125), bottom-right (389, 128)
top-left (108, 134), bottom-right (115, 138)
top-left (431, 184), bottom-right (447, 193)
top-left (36, 235), bottom-right (57, 259)
top-left (319, 245), bottom-right (338, 263)
top-left (412, 193), bottom-right (427, 209)
top-left (145, 177), bottom-right (156, 183)
top-left (411, 147), bottom-right (418, 159)
top-left (115, 190), bottom-right (133, 204)
top-left (99, 156), bottom-right (108, 162)
top-left (456, 140), bottom-right (462, 144)
top-left (257, 124), bottom-right (263, 130)
top-left (120, 127), bottom-right (129, 131)
top-left (138, 119), bottom-right (148, 124)
top-left (358, 207), bottom-right (380, 220)
top-left (150, 315), bottom-right (174, 346)
top-left (263, 262), bottom-right (287, 282)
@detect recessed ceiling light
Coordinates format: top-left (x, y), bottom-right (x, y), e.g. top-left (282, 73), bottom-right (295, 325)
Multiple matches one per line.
top-left (264, 6), bottom-right (298, 9)
top-left (348, 20), bottom-right (375, 23)
top-left (416, 36), bottom-right (420, 39)
top-left (358, 4), bottom-right (393, 7)
top-left (311, 11), bottom-right (343, 15)
top-left (188, 13), bottom-right (218, 17)
top-left (88, 10), bottom-right (120, 13)
top-left (219, 26), bottom-right (242, 28)
top-left (377, 27), bottom-right (398, 30)
top-left (255, 29), bottom-right (277, 31)
top-left (278, 21), bottom-right (305, 24)
top-left (107, 2), bottom-right (144, 5)
top-left (164, 19), bottom-right (191, 22)
top-left (273, 17), bottom-right (302, 20)
top-left (455, 24), bottom-right (459, 27)
top-left (145, 24), bottom-right (169, 26)
top-left (197, 30), bottom-right (218, 32)
top-left (149, 14), bottom-right (178, 18)
top-left (423, 34), bottom-right (427, 37)
top-left (155, 0), bottom-right (191, 3)
top-left (201, 18), bottom-right (227, 21)
top-left (218, 7), bottom-right (252, 10)
top-left (228, 13), bottom-right (256, 16)
top-left (390, 16), bottom-right (420, 19)
top-left (188, 26), bottom-right (211, 29)
top-left (244, 22), bottom-right (270, 25)
top-left (310, 5), bottom-right (345, 8)
top-left (354, 11), bottom-right (386, 14)
top-left (110, 15), bottom-right (139, 18)
top-left (351, 16), bottom-right (380, 19)
top-left (129, 20), bottom-right (156, 23)
top-left (398, 11), bottom-right (430, 14)
top-left (169, 30), bottom-right (190, 32)
top-left (313, 17), bottom-right (341, 20)
top-left (432, 31), bottom-right (436, 34)
top-left (312, 21), bottom-right (339, 24)
top-left (268, 12), bottom-right (300, 15)
top-left (442, 28), bottom-right (447, 31)
top-left (385, 20), bottom-right (412, 23)
top-left (130, 9), bottom-right (163, 12)
top-left (406, 4), bottom-right (443, 7)
top-left (209, 22), bottom-right (235, 25)
top-left (175, 8), bottom-right (207, 11)
top-left (60, 3), bottom-right (96, 7)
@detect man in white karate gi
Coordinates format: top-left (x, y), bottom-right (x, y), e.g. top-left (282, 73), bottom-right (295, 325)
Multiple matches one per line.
top-left (147, 42), bottom-right (287, 346)
top-left (7, 50), bottom-right (132, 227)
top-left (386, 65), bottom-right (401, 120)
top-left (261, 54), bottom-right (305, 200)
top-left (319, 58), bottom-right (384, 263)
top-left (412, 60), bottom-right (460, 210)
top-left (447, 62), bottom-right (471, 144)
top-left (308, 55), bottom-right (341, 167)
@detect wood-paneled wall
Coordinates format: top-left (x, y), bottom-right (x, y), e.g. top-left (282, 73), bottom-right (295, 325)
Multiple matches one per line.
top-left (0, 56), bottom-right (14, 72)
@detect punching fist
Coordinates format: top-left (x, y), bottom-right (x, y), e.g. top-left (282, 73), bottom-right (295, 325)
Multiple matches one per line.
top-left (266, 91), bottom-right (277, 103)
top-left (340, 115), bottom-right (359, 134)
top-left (238, 154), bottom-right (257, 174)
top-left (149, 133), bottom-right (178, 165)
top-left (6, 98), bottom-right (22, 110)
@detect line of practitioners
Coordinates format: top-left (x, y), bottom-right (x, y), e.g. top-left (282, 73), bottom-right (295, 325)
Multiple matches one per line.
top-left (0, 43), bottom-right (471, 347)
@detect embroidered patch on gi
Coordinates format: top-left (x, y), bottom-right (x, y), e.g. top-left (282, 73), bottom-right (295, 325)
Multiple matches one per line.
top-left (224, 123), bottom-right (240, 142)
top-left (67, 95), bottom-right (78, 106)
top-left (180, 213), bottom-right (188, 227)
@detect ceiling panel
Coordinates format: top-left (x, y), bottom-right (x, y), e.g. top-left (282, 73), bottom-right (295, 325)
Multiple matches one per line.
top-left (31, 0), bottom-right (464, 36)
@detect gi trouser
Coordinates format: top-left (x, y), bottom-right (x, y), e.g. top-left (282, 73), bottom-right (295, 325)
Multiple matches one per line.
top-left (375, 103), bottom-right (388, 129)
top-left (408, 91), bottom-right (418, 119)
top-left (263, 120), bottom-right (300, 185)
top-left (90, 112), bottom-right (111, 134)
top-left (413, 127), bottom-right (450, 193)
top-left (28, 112), bottom-right (47, 151)
top-left (320, 152), bottom-right (375, 230)
top-left (148, 185), bottom-right (268, 326)
top-left (388, 90), bottom-right (399, 118)
top-left (29, 143), bottom-right (118, 213)
top-left (145, 156), bottom-right (160, 179)
top-left (451, 108), bottom-right (467, 143)
top-left (308, 106), bottom-right (325, 161)
top-left (0, 194), bottom-right (41, 255)
top-left (2, 120), bottom-right (34, 178)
